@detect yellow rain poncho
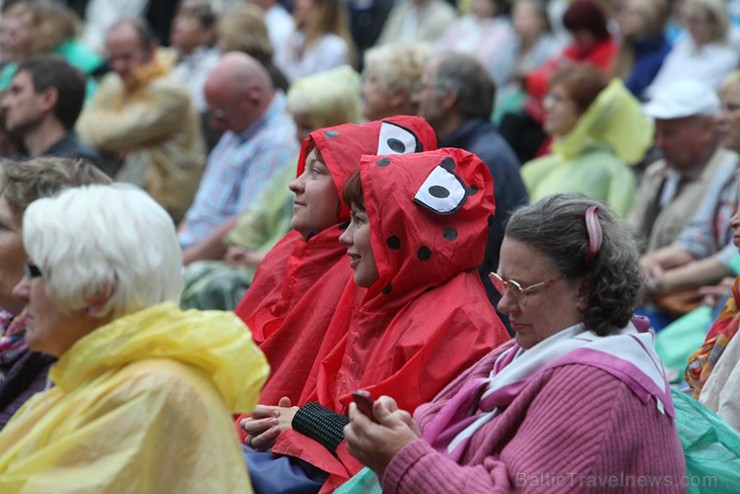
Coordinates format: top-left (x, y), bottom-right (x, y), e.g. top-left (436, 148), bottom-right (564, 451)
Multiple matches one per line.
top-left (521, 79), bottom-right (654, 217)
top-left (0, 302), bottom-right (269, 493)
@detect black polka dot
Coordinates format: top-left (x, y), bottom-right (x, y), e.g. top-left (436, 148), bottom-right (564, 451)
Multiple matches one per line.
top-left (324, 130), bottom-right (339, 138)
top-left (440, 157), bottom-right (455, 171)
top-left (443, 228), bottom-right (458, 241)
top-left (387, 138), bottom-right (406, 153)
top-left (386, 236), bottom-right (401, 250)
top-left (417, 246), bottom-right (432, 261)
top-left (376, 157), bottom-right (391, 167)
top-left (467, 185), bottom-right (479, 195)
top-left (429, 185), bottom-right (450, 198)
top-left (382, 283), bottom-right (393, 294)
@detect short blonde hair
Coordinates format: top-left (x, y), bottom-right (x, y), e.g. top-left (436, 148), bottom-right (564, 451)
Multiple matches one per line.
top-left (363, 43), bottom-right (428, 98)
top-left (286, 65), bottom-right (361, 128)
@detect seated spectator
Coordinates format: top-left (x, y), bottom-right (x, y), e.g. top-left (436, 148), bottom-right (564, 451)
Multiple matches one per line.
top-left (521, 64), bottom-right (651, 217)
top-left (629, 79), bottom-right (734, 254)
top-left (178, 51), bottom-right (298, 261)
top-left (241, 148), bottom-right (511, 493)
top-left (1, 56), bottom-right (110, 175)
top-left (436, 0), bottom-right (516, 88)
top-left (0, 183), bottom-right (268, 491)
top-left (245, 0), bottom-right (294, 51)
top-left (493, 0), bottom-right (562, 122)
top-left (234, 116), bottom-right (436, 412)
top-left (180, 65), bottom-right (362, 311)
top-left (413, 52), bottom-right (526, 308)
top-left (652, 71), bottom-right (740, 375)
top-left (343, 194), bottom-right (685, 493)
top-left (0, 157), bottom-right (110, 430)
top-left (360, 43), bottom-right (427, 121)
top-left (81, 0), bottom-right (149, 54)
top-left (274, 0), bottom-right (353, 82)
top-left (0, 2), bottom-right (103, 92)
top-left (171, 0), bottom-right (221, 114)
top-left (376, 0), bottom-right (456, 46)
top-left (500, 0), bottom-right (619, 163)
top-left (217, 3), bottom-right (289, 92)
top-left (612, 0), bottom-right (672, 100)
top-left (645, 0), bottom-right (738, 99)
top-left (685, 199), bottom-right (740, 430)
top-left (77, 18), bottom-right (205, 222)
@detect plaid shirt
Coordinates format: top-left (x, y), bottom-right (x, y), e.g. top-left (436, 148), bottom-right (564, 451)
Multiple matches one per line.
top-left (179, 92), bottom-right (297, 249)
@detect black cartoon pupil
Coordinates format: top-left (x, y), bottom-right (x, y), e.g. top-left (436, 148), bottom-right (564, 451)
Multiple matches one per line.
top-left (443, 228), bottom-right (458, 240)
top-left (429, 185), bottom-right (450, 198)
top-left (417, 246), bottom-right (432, 261)
top-left (387, 138), bottom-right (406, 153)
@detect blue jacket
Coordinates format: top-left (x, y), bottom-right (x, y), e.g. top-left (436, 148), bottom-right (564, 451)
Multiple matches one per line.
top-left (625, 35), bottom-right (672, 101)
top-left (441, 118), bottom-right (528, 307)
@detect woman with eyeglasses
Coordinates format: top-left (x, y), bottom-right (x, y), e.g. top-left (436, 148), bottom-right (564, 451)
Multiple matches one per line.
top-left (341, 194), bottom-right (686, 493)
top-left (0, 157), bottom-right (110, 430)
top-left (0, 184), bottom-right (269, 492)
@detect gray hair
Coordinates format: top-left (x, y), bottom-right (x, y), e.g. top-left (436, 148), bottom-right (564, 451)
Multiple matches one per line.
top-left (505, 194), bottom-right (645, 336)
top-left (433, 53), bottom-right (495, 119)
top-left (22, 184), bottom-right (183, 320)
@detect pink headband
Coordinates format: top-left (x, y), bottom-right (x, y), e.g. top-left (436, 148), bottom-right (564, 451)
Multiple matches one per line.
top-left (585, 206), bottom-right (602, 262)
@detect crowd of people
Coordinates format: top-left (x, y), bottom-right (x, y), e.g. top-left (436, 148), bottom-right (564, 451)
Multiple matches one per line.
top-left (0, 0), bottom-right (739, 492)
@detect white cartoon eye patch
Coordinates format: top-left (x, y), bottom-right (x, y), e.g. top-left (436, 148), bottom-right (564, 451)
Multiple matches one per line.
top-left (377, 122), bottom-right (422, 155)
top-left (413, 158), bottom-right (469, 215)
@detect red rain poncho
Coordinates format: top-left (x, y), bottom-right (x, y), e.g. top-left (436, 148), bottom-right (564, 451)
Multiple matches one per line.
top-left (274, 148), bottom-right (511, 491)
top-left (235, 117), bottom-right (437, 415)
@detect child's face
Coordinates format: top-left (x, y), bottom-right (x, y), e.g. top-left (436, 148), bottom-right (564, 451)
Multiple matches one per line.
top-left (339, 205), bottom-right (379, 288)
top-left (289, 148), bottom-right (340, 237)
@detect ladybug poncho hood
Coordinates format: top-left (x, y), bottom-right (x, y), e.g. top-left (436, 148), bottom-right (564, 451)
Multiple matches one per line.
top-left (274, 148), bottom-right (511, 492)
top-left (235, 116), bottom-right (437, 414)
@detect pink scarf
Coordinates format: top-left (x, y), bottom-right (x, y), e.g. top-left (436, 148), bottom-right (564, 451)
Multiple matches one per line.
top-left (422, 317), bottom-right (674, 462)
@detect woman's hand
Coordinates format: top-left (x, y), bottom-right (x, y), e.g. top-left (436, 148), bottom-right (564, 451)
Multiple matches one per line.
top-left (344, 396), bottom-right (421, 476)
top-left (240, 397), bottom-right (298, 451)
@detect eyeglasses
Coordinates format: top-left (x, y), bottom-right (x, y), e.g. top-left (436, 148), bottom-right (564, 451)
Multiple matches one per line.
top-left (209, 107), bottom-right (233, 121)
top-left (24, 262), bottom-right (42, 279)
top-left (488, 272), bottom-right (564, 304)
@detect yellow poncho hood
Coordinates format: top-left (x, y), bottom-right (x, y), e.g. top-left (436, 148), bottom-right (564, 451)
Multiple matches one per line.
top-left (51, 301), bottom-right (268, 412)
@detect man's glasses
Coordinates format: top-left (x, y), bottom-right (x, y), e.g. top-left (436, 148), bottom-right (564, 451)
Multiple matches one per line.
top-left (209, 107), bottom-right (234, 121)
top-left (24, 263), bottom-right (42, 279)
top-left (488, 272), bottom-right (564, 304)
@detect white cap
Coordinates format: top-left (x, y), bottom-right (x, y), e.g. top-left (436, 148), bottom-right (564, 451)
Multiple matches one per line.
top-left (642, 79), bottom-right (721, 120)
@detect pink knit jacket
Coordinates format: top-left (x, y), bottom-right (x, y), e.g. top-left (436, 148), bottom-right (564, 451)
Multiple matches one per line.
top-left (381, 348), bottom-right (687, 493)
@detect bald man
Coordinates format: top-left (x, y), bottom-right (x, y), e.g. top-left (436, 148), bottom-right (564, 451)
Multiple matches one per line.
top-left (178, 51), bottom-right (298, 259)
top-left (77, 18), bottom-right (205, 222)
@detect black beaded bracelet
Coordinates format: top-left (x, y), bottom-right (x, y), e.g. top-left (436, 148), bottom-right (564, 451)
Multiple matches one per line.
top-left (292, 401), bottom-right (349, 454)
